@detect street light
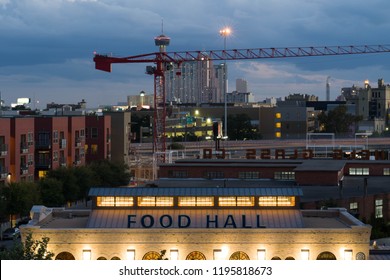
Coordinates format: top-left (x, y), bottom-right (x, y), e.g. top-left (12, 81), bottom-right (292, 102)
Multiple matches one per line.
top-left (219, 27), bottom-right (231, 138)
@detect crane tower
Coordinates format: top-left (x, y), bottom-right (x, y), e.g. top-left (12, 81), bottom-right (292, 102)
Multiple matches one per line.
top-left (93, 41), bottom-right (390, 160)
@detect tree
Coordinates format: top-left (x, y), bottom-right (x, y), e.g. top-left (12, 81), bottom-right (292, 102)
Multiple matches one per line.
top-left (89, 160), bottom-right (131, 187)
top-left (317, 106), bottom-right (362, 135)
top-left (39, 178), bottom-right (65, 207)
top-left (0, 232), bottom-right (54, 260)
top-left (0, 182), bottom-right (41, 221)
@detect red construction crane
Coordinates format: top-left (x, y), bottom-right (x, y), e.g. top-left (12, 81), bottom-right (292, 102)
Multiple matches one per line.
top-left (93, 42), bottom-right (390, 157)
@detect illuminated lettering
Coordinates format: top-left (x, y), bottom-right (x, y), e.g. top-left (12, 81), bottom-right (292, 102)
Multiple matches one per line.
top-left (275, 149), bottom-right (285, 159)
top-left (246, 149), bottom-right (256, 159)
top-left (261, 149), bottom-right (271, 159)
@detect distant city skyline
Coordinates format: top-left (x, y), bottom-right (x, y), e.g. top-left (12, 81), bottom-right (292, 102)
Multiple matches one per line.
top-left (1, 0), bottom-right (390, 108)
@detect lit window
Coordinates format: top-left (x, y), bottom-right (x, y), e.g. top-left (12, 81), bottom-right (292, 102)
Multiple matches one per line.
top-left (259, 196), bottom-right (277, 206)
top-left (349, 202), bottom-right (358, 211)
top-left (178, 197), bottom-right (196, 206)
top-left (196, 197), bottom-right (214, 206)
top-left (375, 199), bottom-right (383, 218)
top-left (384, 168), bottom-right (390, 176)
top-left (275, 132), bottom-right (281, 138)
top-left (178, 197), bottom-right (214, 207)
top-left (259, 196), bottom-right (295, 207)
top-left (156, 197), bottom-right (174, 207)
top-left (275, 113), bottom-right (281, 119)
top-left (115, 197), bottom-right (134, 207)
top-left (277, 196), bottom-right (295, 206)
top-left (257, 249), bottom-right (266, 260)
top-left (127, 250), bottom-right (135, 260)
top-left (237, 197), bottom-right (255, 206)
top-left (170, 250), bottom-right (179, 260)
top-left (301, 249), bottom-right (309, 260)
top-left (219, 197), bottom-right (236, 206)
top-left (83, 250), bottom-right (91, 260)
top-left (274, 171), bottom-right (295, 180)
top-left (138, 196), bottom-right (156, 207)
top-left (97, 196), bottom-right (115, 207)
top-left (275, 122), bottom-right (281, 128)
top-left (344, 249), bottom-right (353, 260)
top-left (349, 168), bottom-right (369, 175)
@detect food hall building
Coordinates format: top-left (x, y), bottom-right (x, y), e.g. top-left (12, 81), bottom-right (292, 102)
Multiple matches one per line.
top-left (22, 186), bottom-right (371, 260)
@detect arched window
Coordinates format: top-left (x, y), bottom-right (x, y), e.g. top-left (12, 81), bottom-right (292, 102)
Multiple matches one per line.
top-left (229, 251), bottom-right (250, 260)
top-left (356, 252), bottom-right (366, 260)
top-left (97, 257), bottom-right (107, 260)
top-left (55, 252), bottom-right (75, 260)
top-left (271, 256), bottom-right (281, 260)
top-left (316, 251), bottom-right (337, 260)
top-left (142, 251), bottom-right (161, 260)
top-left (111, 256), bottom-right (121, 260)
top-left (186, 251), bottom-right (206, 260)
top-left (285, 256), bottom-right (295, 260)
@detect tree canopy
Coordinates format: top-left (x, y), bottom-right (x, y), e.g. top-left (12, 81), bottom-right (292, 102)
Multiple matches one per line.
top-left (317, 105), bottom-right (362, 135)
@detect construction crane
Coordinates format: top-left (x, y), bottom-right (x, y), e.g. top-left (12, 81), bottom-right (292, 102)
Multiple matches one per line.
top-left (93, 41), bottom-right (390, 157)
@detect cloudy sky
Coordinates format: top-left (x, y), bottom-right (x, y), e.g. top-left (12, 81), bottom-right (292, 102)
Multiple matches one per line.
top-left (1, 0), bottom-right (390, 108)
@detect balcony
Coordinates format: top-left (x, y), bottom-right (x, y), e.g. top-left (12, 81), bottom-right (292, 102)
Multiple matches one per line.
top-left (20, 165), bottom-right (29, 175)
top-left (20, 143), bottom-right (29, 154)
top-left (35, 161), bottom-right (52, 169)
top-left (0, 144), bottom-right (8, 156)
top-left (36, 140), bottom-right (51, 150)
top-left (60, 139), bottom-right (67, 149)
top-left (75, 137), bottom-right (82, 147)
top-left (0, 166), bottom-right (8, 179)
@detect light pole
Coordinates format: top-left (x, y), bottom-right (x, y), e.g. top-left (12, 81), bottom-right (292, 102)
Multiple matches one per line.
top-left (219, 27), bottom-right (231, 138)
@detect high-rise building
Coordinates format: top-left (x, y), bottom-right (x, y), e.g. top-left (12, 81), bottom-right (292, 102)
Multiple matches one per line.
top-left (165, 58), bottom-right (223, 104)
top-left (236, 78), bottom-right (248, 93)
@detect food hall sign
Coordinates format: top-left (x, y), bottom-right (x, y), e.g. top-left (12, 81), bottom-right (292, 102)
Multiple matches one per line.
top-left (127, 214), bottom-right (263, 229)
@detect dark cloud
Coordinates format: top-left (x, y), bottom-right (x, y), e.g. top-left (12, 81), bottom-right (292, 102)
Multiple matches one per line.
top-left (0, 0), bottom-right (390, 106)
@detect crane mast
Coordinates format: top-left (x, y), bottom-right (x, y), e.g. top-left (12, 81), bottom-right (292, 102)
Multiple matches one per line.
top-left (93, 42), bottom-right (390, 159)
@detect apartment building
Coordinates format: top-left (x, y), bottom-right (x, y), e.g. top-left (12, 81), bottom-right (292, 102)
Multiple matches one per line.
top-left (10, 117), bottom-right (35, 182)
top-left (85, 115), bottom-right (111, 163)
top-left (0, 118), bottom-right (11, 184)
top-left (34, 116), bottom-right (69, 179)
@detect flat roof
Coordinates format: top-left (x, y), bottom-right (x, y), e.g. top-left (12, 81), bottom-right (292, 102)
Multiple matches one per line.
top-left (88, 187), bottom-right (303, 197)
top-left (293, 160), bottom-right (346, 171)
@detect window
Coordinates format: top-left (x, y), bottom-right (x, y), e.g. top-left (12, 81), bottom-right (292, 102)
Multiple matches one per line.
top-left (218, 196), bottom-right (254, 207)
top-left (350, 202), bottom-right (358, 212)
top-left (115, 197), bottom-right (134, 207)
top-left (53, 131), bottom-right (58, 143)
top-left (204, 171), bottom-right (224, 179)
top-left (178, 196), bottom-right (214, 207)
top-left (138, 196), bottom-right (173, 207)
top-left (275, 113), bottom-right (281, 118)
top-left (349, 168), bottom-right (369, 175)
top-left (168, 170), bottom-right (188, 178)
top-left (97, 196), bottom-right (134, 207)
top-left (384, 168), bottom-right (390, 176)
top-left (275, 132), bottom-right (281, 138)
top-left (91, 128), bottom-right (98, 138)
top-left (274, 171), bottom-right (295, 180)
top-left (238, 171), bottom-right (259, 179)
top-left (375, 199), bottom-right (383, 218)
top-left (275, 122), bottom-right (281, 128)
top-left (91, 144), bottom-right (98, 155)
top-left (97, 196), bottom-right (115, 207)
top-left (259, 196), bottom-right (295, 207)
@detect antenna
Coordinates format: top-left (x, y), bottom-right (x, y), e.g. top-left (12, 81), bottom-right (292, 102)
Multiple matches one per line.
top-left (161, 19), bottom-right (164, 34)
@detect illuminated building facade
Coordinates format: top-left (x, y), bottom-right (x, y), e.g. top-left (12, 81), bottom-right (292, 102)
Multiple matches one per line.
top-left (22, 187), bottom-right (371, 260)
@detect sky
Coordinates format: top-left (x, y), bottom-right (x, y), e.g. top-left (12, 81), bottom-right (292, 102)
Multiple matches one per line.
top-left (1, 0), bottom-right (390, 108)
